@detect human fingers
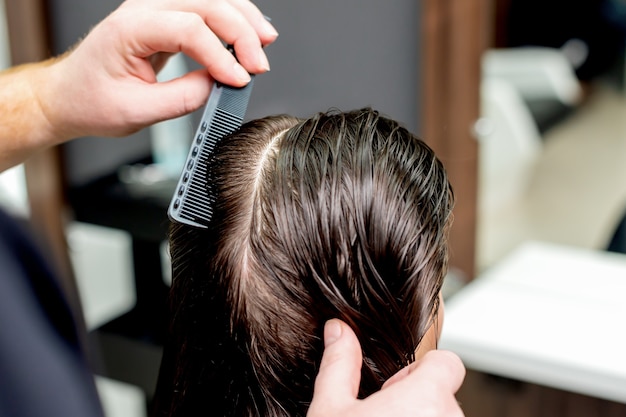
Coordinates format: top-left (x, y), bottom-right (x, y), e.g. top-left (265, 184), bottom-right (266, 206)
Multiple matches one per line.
top-left (383, 350), bottom-right (465, 391)
top-left (408, 350), bottom-right (465, 394)
top-left (307, 320), bottom-right (363, 416)
top-left (183, 0), bottom-right (272, 73)
top-left (142, 0), bottom-right (278, 45)
top-left (123, 68), bottom-right (214, 130)
top-left (384, 350), bottom-right (465, 394)
top-left (226, 0), bottom-right (279, 46)
top-left (139, 0), bottom-right (276, 75)
top-left (381, 361), bottom-right (411, 389)
top-left (410, 351), bottom-right (466, 417)
top-left (371, 351), bottom-right (465, 417)
top-left (119, 10), bottom-right (253, 86)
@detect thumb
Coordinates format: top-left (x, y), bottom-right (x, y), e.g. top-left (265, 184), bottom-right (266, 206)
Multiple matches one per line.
top-left (308, 319), bottom-right (362, 415)
top-left (135, 69), bottom-right (213, 124)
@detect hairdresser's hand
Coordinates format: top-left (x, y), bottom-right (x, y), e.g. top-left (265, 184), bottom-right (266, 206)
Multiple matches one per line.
top-left (309, 319), bottom-right (466, 417)
top-left (38, 0), bottom-right (277, 142)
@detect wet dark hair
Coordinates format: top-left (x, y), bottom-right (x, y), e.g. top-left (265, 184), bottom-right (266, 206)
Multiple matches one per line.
top-left (153, 108), bottom-right (454, 417)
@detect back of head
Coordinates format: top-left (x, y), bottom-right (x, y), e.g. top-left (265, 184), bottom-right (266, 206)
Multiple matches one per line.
top-left (158, 108), bottom-right (454, 417)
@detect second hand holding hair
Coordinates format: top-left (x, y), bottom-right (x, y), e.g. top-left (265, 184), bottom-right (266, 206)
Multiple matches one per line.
top-left (309, 319), bottom-right (466, 417)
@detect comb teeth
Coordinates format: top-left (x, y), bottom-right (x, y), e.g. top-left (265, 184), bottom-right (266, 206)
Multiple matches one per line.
top-left (219, 85), bottom-right (254, 115)
top-left (168, 78), bottom-right (254, 228)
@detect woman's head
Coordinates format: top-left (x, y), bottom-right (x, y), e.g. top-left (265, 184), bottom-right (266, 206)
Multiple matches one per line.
top-left (163, 108), bottom-right (454, 417)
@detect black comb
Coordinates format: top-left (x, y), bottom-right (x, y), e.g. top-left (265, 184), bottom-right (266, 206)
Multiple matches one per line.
top-left (168, 74), bottom-right (254, 228)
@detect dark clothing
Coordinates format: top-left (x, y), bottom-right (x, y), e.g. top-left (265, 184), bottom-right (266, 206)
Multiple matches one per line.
top-left (0, 209), bottom-right (104, 417)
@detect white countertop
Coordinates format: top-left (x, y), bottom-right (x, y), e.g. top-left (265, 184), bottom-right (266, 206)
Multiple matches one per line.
top-left (439, 241), bottom-right (626, 403)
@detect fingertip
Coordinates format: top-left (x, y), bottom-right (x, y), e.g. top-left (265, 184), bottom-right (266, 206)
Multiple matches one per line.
top-left (231, 39), bottom-right (270, 76)
top-left (259, 18), bottom-right (279, 45)
top-left (412, 350), bottom-right (466, 392)
top-left (228, 0), bottom-right (279, 45)
top-left (311, 319), bottom-right (362, 409)
top-left (433, 350), bottom-right (466, 376)
top-left (324, 319), bottom-right (344, 347)
top-left (323, 319), bottom-right (361, 354)
top-left (232, 62), bottom-right (252, 84)
top-left (200, 48), bottom-right (251, 87)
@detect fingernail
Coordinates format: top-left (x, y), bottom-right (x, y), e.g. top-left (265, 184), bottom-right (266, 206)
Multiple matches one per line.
top-left (258, 50), bottom-right (270, 72)
top-left (324, 320), bottom-right (342, 347)
top-left (233, 62), bottom-right (251, 83)
top-left (262, 18), bottom-right (279, 38)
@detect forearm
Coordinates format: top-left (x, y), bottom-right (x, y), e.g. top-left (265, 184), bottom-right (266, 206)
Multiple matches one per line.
top-left (0, 58), bottom-right (63, 172)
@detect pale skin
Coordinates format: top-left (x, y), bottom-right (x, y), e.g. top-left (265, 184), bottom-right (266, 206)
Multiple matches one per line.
top-left (0, 0), bottom-right (466, 414)
top-left (309, 295), bottom-right (465, 417)
top-left (0, 0), bottom-right (277, 171)
top-left (309, 317), bottom-right (466, 417)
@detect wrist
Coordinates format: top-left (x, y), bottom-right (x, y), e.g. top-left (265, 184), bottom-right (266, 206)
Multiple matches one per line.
top-left (32, 53), bottom-right (77, 144)
top-left (0, 59), bottom-right (67, 170)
